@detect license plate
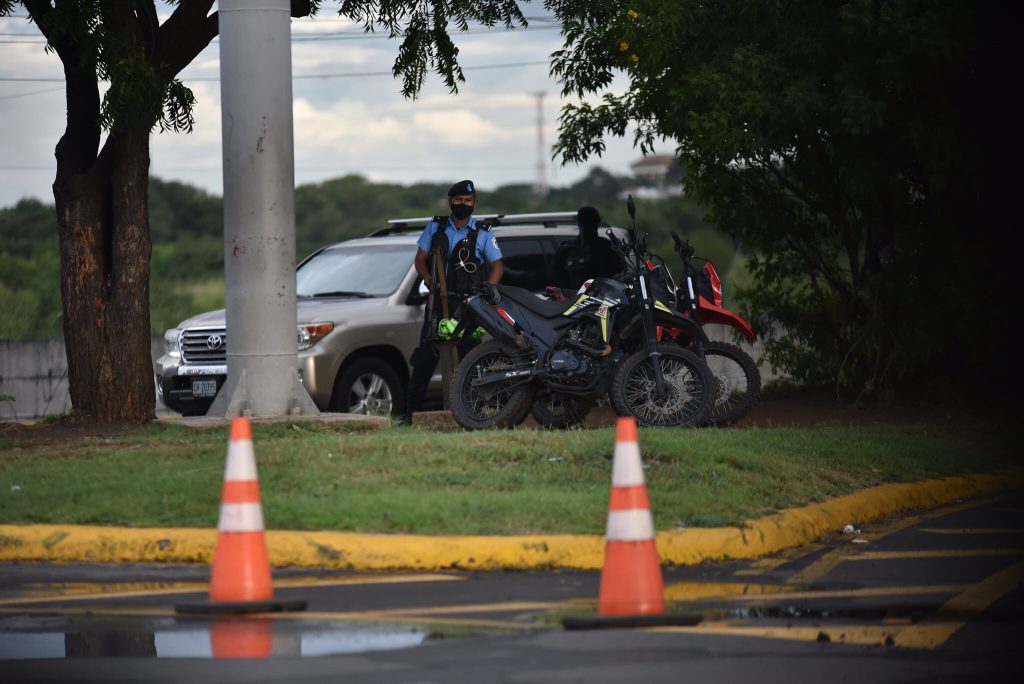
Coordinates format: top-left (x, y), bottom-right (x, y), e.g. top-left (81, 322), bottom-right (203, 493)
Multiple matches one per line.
top-left (192, 379), bottom-right (218, 398)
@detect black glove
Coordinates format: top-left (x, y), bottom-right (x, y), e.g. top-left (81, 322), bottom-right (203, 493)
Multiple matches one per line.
top-left (472, 281), bottom-right (500, 303)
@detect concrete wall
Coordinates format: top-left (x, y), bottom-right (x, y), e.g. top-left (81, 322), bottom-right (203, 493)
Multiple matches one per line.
top-left (0, 337), bottom-right (165, 421)
top-left (703, 323), bottom-right (782, 385)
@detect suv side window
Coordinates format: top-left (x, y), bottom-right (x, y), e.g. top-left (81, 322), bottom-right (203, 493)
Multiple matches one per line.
top-left (495, 237), bottom-right (555, 291)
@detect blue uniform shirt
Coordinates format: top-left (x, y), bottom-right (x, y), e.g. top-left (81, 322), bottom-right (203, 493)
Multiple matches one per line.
top-left (416, 216), bottom-right (503, 264)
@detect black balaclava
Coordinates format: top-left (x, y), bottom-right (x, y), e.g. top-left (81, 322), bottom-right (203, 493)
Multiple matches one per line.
top-left (448, 179), bottom-right (475, 221)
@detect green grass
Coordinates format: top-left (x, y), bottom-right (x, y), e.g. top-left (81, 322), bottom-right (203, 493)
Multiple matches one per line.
top-left (0, 421), bottom-right (1017, 534)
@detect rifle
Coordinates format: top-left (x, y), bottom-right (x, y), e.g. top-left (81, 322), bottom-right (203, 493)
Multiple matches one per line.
top-left (430, 242), bottom-right (460, 410)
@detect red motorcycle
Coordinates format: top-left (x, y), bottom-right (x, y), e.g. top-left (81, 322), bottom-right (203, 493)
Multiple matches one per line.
top-left (658, 232), bottom-right (761, 427)
top-left (530, 219), bottom-right (759, 429)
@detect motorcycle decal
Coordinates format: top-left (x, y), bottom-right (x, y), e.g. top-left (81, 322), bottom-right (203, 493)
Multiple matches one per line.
top-left (496, 307), bottom-right (517, 326)
top-left (595, 304), bottom-right (611, 342)
top-left (654, 300), bottom-right (673, 314)
top-left (562, 294), bottom-right (592, 316)
top-left (705, 262), bottom-right (723, 307)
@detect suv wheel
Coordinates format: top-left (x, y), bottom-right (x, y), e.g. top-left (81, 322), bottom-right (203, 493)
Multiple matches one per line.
top-left (330, 358), bottom-right (405, 417)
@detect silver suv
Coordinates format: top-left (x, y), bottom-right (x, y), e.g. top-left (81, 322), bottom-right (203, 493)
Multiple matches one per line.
top-left (156, 212), bottom-right (621, 416)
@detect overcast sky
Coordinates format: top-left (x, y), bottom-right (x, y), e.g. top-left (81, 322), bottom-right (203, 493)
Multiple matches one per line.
top-left (0, 4), bottom-right (658, 209)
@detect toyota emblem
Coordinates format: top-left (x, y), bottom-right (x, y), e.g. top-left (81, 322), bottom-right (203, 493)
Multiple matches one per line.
top-left (206, 334), bottom-right (224, 350)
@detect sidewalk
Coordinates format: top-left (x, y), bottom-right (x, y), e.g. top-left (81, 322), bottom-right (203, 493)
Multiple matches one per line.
top-left (2, 468), bottom-right (1021, 570)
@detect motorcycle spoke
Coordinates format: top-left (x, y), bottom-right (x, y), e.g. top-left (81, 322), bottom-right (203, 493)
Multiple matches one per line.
top-left (707, 358), bottom-right (749, 414)
top-left (461, 351), bottom-right (529, 421)
top-left (624, 356), bottom-right (706, 426)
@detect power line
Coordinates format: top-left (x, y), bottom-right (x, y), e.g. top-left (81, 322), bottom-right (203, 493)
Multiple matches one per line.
top-left (292, 25), bottom-right (558, 41)
top-left (0, 86), bottom-right (62, 100)
top-left (288, 60), bottom-right (549, 80)
top-left (0, 24), bottom-right (559, 44)
top-left (1, 162), bottom-right (541, 172)
top-left (0, 59), bottom-right (550, 84)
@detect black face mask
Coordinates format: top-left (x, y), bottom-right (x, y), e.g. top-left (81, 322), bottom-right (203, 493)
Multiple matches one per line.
top-left (450, 203), bottom-right (473, 220)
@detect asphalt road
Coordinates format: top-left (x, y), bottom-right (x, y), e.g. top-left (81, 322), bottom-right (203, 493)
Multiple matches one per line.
top-left (1, 493), bottom-right (1021, 683)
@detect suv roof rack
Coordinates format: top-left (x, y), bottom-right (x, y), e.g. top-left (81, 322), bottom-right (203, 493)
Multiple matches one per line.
top-left (369, 211), bottom-right (580, 237)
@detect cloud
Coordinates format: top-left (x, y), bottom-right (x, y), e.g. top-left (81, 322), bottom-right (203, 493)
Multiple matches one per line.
top-left (291, 43), bottom-right (376, 70)
top-left (404, 91), bottom-right (537, 112)
top-left (0, 12), bottom-right (644, 208)
top-left (410, 109), bottom-right (510, 147)
top-left (294, 97), bottom-right (411, 152)
top-left (454, 28), bottom-right (562, 61)
top-left (149, 82), bottom-right (223, 187)
top-left (290, 16), bottom-right (361, 33)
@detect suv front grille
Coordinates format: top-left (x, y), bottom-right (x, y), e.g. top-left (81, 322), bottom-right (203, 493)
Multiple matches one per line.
top-left (181, 327), bottom-right (227, 364)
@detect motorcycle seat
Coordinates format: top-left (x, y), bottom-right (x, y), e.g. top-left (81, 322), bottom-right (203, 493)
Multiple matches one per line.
top-left (496, 285), bottom-right (573, 319)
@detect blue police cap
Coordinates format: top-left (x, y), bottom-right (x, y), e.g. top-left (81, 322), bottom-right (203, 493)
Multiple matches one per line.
top-left (448, 179), bottom-right (475, 196)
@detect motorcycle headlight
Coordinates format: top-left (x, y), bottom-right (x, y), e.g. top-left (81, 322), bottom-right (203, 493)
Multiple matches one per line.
top-left (163, 328), bottom-right (182, 359)
top-left (297, 322), bottom-right (335, 351)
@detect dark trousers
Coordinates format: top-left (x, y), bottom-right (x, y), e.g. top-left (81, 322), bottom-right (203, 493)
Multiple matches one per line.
top-left (405, 304), bottom-right (480, 415)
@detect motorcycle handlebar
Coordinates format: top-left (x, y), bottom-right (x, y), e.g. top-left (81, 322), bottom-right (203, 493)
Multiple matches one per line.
top-left (606, 229), bottom-right (631, 259)
top-left (671, 230), bottom-right (695, 259)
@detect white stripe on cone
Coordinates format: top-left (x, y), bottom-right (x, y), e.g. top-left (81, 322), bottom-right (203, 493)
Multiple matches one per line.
top-left (611, 440), bottom-right (645, 487)
top-left (217, 502), bottom-right (265, 532)
top-left (606, 509), bottom-right (656, 541)
top-left (224, 440), bottom-right (258, 481)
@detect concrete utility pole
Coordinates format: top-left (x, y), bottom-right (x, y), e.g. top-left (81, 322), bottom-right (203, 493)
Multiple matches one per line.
top-left (209, 0), bottom-right (319, 418)
top-left (533, 91), bottom-right (548, 198)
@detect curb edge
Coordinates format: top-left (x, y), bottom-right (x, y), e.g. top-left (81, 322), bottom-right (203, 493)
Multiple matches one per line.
top-left (1, 468), bottom-right (1021, 571)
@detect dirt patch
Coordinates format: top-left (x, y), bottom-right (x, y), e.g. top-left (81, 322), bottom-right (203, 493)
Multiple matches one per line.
top-left (732, 388), bottom-right (971, 429)
top-left (0, 389), bottom-right (1001, 448)
top-left (0, 419), bottom-right (152, 448)
top-left (385, 389), bottom-right (981, 432)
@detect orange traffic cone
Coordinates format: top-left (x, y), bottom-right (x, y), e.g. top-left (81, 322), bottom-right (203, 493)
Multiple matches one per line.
top-left (210, 618), bottom-right (273, 659)
top-left (597, 417), bottom-right (665, 616)
top-left (208, 416), bottom-right (274, 603)
top-left (176, 417), bottom-right (304, 615)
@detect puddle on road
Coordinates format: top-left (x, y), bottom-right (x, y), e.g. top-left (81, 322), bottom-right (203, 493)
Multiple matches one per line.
top-left (721, 605), bottom-right (930, 622)
top-left (0, 616), bottom-right (430, 659)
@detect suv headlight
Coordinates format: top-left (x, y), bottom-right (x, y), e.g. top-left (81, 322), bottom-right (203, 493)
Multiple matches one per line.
top-left (297, 322), bottom-right (335, 351)
top-left (163, 328), bottom-right (182, 359)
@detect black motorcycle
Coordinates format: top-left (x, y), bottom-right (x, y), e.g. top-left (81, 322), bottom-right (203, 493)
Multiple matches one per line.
top-left (446, 197), bottom-right (714, 429)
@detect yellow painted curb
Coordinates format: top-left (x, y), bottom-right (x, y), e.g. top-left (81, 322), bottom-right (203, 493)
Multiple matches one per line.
top-left (1, 468), bottom-right (1021, 570)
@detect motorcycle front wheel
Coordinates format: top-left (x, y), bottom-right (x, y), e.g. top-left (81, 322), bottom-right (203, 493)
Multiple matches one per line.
top-left (450, 340), bottom-right (537, 430)
top-left (701, 341), bottom-right (761, 427)
top-left (530, 391), bottom-right (594, 429)
top-left (610, 343), bottom-right (713, 427)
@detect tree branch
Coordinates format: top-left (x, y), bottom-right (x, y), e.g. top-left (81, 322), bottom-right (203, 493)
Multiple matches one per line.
top-left (154, 0), bottom-right (218, 81)
top-left (29, 0), bottom-right (101, 177)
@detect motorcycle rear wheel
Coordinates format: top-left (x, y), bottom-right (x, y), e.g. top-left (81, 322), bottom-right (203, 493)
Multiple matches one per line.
top-left (450, 340), bottom-right (537, 430)
top-left (610, 343), bottom-right (713, 427)
top-left (700, 341), bottom-right (761, 427)
top-left (530, 391), bottom-right (594, 429)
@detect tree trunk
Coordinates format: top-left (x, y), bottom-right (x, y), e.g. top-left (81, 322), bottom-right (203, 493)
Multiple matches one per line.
top-left (54, 127), bottom-right (155, 422)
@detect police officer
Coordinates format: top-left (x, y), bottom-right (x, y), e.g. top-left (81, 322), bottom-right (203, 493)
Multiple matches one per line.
top-left (399, 180), bottom-right (504, 424)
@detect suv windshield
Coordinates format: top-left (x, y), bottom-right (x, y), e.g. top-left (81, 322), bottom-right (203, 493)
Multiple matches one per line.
top-left (297, 243), bottom-right (416, 298)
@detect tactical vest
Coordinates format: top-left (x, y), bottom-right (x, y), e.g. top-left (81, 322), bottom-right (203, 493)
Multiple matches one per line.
top-left (429, 216), bottom-right (489, 294)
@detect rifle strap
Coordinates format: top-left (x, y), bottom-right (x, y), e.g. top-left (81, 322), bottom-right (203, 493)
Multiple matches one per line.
top-left (433, 242), bottom-right (451, 320)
